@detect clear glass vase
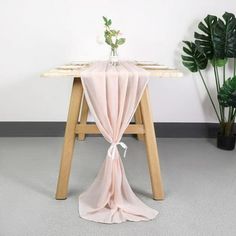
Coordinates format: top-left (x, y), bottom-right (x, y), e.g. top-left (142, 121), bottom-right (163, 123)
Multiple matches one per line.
top-left (109, 48), bottom-right (119, 66)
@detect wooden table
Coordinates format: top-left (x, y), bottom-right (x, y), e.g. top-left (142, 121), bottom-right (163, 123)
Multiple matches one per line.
top-left (42, 62), bottom-right (182, 201)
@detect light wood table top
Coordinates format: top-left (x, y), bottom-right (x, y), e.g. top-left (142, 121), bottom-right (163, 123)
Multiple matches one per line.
top-left (41, 61), bottom-right (183, 78)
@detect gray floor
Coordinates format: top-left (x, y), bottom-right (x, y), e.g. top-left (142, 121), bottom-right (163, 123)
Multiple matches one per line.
top-left (0, 137), bottom-right (236, 236)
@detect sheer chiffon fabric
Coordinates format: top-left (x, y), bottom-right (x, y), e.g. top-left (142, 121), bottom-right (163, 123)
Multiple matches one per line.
top-left (79, 61), bottom-right (158, 223)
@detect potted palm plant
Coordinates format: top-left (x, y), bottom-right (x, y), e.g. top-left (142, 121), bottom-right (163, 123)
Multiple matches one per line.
top-left (182, 12), bottom-right (236, 150)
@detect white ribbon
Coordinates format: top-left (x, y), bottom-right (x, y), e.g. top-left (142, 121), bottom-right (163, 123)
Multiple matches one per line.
top-left (108, 142), bottom-right (128, 160)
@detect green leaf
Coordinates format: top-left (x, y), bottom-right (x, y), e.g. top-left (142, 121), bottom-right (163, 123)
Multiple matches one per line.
top-left (181, 41), bottom-right (208, 72)
top-left (108, 19), bottom-right (112, 26)
top-left (117, 38), bottom-right (126, 45)
top-left (103, 16), bottom-right (112, 27)
top-left (194, 14), bottom-right (218, 59)
top-left (103, 16), bottom-right (108, 23)
top-left (218, 76), bottom-right (236, 108)
top-left (213, 12), bottom-right (236, 59)
top-left (110, 30), bottom-right (117, 36)
top-left (105, 36), bottom-right (113, 46)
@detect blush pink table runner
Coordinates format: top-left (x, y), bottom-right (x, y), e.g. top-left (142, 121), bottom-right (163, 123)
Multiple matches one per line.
top-left (79, 61), bottom-right (158, 223)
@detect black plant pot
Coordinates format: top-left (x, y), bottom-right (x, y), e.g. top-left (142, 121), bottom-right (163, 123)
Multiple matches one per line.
top-left (217, 133), bottom-right (236, 150)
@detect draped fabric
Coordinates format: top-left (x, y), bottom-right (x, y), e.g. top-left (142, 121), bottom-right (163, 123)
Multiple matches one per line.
top-left (79, 61), bottom-right (158, 223)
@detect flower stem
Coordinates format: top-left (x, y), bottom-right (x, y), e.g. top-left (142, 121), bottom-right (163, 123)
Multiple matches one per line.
top-left (213, 63), bottom-right (224, 122)
top-left (234, 58), bottom-right (236, 77)
top-left (231, 108), bottom-right (236, 121)
top-left (213, 63), bottom-right (220, 92)
top-left (228, 107), bottom-right (232, 122)
top-left (223, 64), bottom-right (226, 83)
top-left (198, 70), bottom-right (221, 122)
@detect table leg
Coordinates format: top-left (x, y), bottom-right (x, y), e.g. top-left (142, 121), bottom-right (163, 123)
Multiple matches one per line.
top-left (78, 95), bottom-right (89, 141)
top-left (134, 104), bottom-right (144, 141)
top-left (56, 77), bottom-right (83, 200)
top-left (140, 87), bottom-right (164, 200)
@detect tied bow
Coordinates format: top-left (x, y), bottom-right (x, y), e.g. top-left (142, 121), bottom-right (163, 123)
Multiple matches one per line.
top-left (108, 142), bottom-right (128, 160)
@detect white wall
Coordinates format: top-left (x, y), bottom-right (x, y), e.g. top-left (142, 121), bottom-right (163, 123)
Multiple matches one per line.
top-left (0, 0), bottom-right (235, 122)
